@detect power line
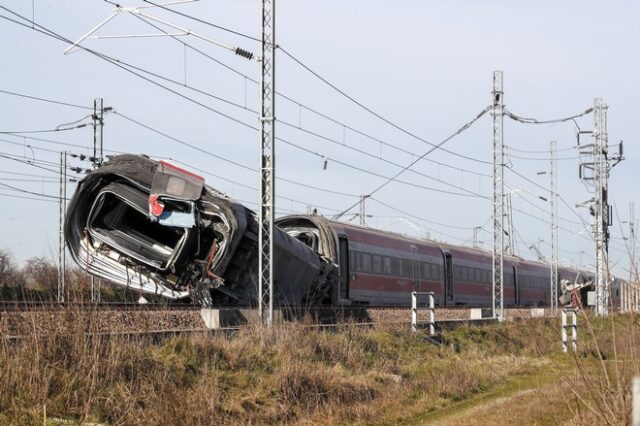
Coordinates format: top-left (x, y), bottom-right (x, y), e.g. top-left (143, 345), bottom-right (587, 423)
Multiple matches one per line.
top-left (141, 0), bottom-right (262, 43)
top-left (162, 158), bottom-right (346, 214)
top-left (278, 46), bottom-right (494, 165)
top-left (506, 148), bottom-right (579, 161)
top-left (0, 137), bottom-right (64, 154)
top-left (112, 111), bottom-right (359, 198)
top-left (504, 107), bottom-right (593, 125)
top-left (130, 3), bottom-right (494, 167)
top-left (0, 152), bottom-right (61, 174)
top-left (0, 191), bottom-right (59, 203)
top-left (0, 177), bottom-right (62, 183)
top-left (0, 169), bottom-right (61, 178)
top-left (0, 122), bottom-right (89, 134)
top-left (0, 9), bottom-right (495, 205)
top-left (1, 132), bottom-right (97, 152)
top-left (506, 144), bottom-right (577, 154)
top-left (0, 88), bottom-right (92, 110)
top-left (334, 105), bottom-right (492, 219)
top-left (0, 150), bottom-right (63, 168)
top-left (132, 12), bottom-right (494, 180)
top-left (369, 197), bottom-right (478, 231)
top-left (0, 181), bottom-right (66, 200)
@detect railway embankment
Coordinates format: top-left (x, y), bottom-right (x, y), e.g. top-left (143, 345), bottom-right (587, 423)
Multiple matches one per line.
top-left (0, 308), bottom-right (635, 425)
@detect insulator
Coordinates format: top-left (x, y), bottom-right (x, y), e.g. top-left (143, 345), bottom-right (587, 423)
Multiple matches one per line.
top-left (235, 47), bottom-right (254, 60)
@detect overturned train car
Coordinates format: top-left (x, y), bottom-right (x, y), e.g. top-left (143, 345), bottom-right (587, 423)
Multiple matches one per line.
top-left (64, 154), bottom-right (338, 306)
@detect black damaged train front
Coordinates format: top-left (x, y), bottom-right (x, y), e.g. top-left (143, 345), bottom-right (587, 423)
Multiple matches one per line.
top-left (64, 154), bottom-right (338, 306)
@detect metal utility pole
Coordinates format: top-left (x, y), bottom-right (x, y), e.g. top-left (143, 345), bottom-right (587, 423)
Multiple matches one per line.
top-left (577, 98), bottom-right (622, 315)
top-left (58, 151), bottom-right (67, 302)
top-left (593, 98), bottom-right (610, 316)
top-left (359, 195), bottom-right (368, 226)
top-left (492, 70), bottom-right (505, 321)
top-left (91, 98), bottom-right (104, 303)
top-left (258, 0), bottom-right (275, 326)
top-left (92, 98), bottom-right (104, 166)
top-left (550, 141), bottom-right (558, 313)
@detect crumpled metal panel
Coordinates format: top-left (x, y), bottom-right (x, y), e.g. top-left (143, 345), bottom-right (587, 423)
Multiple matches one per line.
top-left (65, 154), bottom-right (338, 306)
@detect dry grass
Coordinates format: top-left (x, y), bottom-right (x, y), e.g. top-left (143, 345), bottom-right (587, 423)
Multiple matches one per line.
top-left (559, 312), bottom-right (640, 426)
top-left (0, 308), bottom-right (638, 425)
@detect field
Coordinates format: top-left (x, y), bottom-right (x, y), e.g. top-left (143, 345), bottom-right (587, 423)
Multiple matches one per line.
top-left (0, 307), bottom-right (637, 425)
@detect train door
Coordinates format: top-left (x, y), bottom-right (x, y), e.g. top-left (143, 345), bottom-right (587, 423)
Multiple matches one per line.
top-left (338, 235), bottom-right (350, 300)
top-left (443, 252), bottom-right (454, 305)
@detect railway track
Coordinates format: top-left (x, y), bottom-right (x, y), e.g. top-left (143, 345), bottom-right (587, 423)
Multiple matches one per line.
top-left (0, 302), bottom-right (552, 340)
top-left (0, 301), bottom-right (201, 312)
top-left (0, 300), bottom-right (485, 312)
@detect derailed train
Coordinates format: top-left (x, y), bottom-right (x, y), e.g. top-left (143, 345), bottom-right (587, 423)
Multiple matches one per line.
top-left (65, 154), bottom-right (621, 308)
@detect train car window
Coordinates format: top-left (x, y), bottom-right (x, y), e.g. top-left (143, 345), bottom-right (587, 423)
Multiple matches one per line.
top-left (454, 266), bottom-right (461, 281)
top-left (436, 264), bottom-right (442, 280)
top-left (391, 257), bottom-right (401, 276)
top-left (404, 259), bottom-right (413, 278)
top-left (422, 263), bottom-right (431, 280)
top-left (362, 253), bottom-right (372, 272)
top-left (356, 252), bottom-right (364, 272)
top-left (372, 255), bottom-right (382, 274)
top-left (505, 272), bottom-right (514, 287)
top-left (383, 256), bottom-right (392, 275)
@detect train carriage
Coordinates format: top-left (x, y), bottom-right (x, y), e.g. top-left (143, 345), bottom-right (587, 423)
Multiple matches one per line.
top-left (277, 214), bottom-right (610, 308)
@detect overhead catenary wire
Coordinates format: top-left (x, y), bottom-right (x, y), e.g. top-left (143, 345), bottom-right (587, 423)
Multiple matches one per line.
top-left (0, 152), bottom-right (61, 174)
top-left (131, 13), bottom-right (493, 179)
top-left (2, 132), bottom-right (99, 152)
top-left (504, 107), bottom-right (593, 125)
top-left (0, 122), bottom-right (90, 134)
top-left (82, 10), bottom-right (497, 186)
top-left (0, 13), bottom-right (376, 201)
top-left (111, 111), bottom-right (360, 198)
top-left (134, 2), bottom-right (495, 167)
top-left (0, 137), bottom-right (68, 155)
top-left (0, 181), bottom-right (66, 200)
top-left (0, 88), bottom-right (92, 111)
top-left (369, 197), bottom-right (479, 232)
top-left (0, 8), bottom-right (497, 207)
top-left (0, 191), bottom-right (60, 203)
top-left (0, 151), bottom-right (65, 170)
top-left (506, 147), bottom-right (579, 161)
top-left (334, 105), bottom-right (492, 220)
top-left (0, 85), bottom-right (485, 210)
top-left (0, 90), bottom-right (357, 212)
top-left (506, 144), bottom-right (579, 154)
